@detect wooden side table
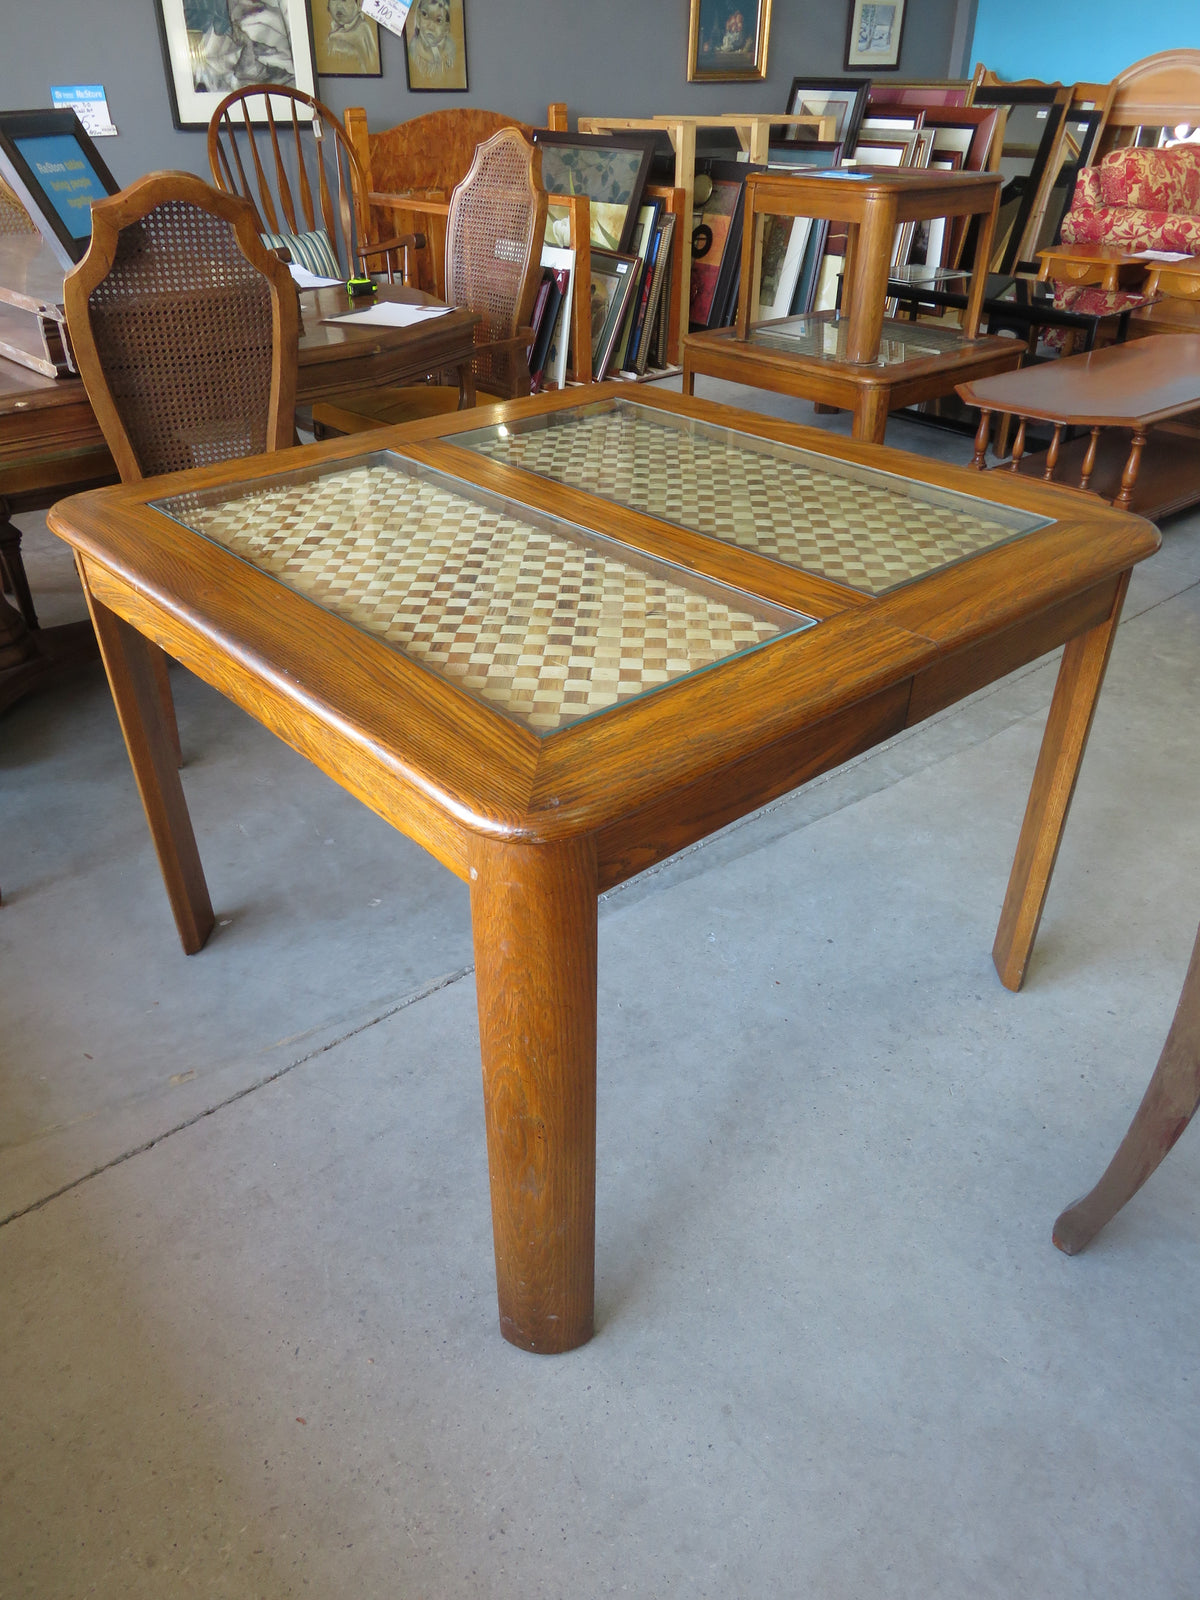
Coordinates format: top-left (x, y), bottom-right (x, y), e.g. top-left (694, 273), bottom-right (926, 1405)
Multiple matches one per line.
top-left (683, 169), bottom-right (1024, 445)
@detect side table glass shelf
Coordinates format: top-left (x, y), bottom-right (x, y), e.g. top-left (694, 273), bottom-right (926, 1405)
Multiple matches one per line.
top-left (452, 395), bottom-right (1049, 596)
top-left (153, 450), bottom-right (812, 734)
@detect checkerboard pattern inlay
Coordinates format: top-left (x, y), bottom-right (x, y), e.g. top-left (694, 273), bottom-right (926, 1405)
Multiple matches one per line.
top-left (174, 463), bottom-right (791, 732)
top-left (469, 404), bottom-right (1030, 593)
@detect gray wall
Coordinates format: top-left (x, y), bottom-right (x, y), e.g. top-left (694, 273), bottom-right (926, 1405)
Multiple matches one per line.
top-left (2, 0), bottom-right (964, 188)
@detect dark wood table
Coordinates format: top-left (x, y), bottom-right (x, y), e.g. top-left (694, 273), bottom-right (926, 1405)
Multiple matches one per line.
top-left (683, 168), bottom-right (1025, 444)
top-left (958, 334), bottom-right (1200, 519)
top-left (46, 384), bottom-right (1159, 1352)
top-left (0, 283), bottom-right (479, 712)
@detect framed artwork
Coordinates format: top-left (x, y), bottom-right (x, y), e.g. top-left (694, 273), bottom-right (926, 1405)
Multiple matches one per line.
top-left (687, 0), bottom-right (772, 83)
top-left (312, 0), bottom-right (380, 76)
top-left (404, 0), bottom-right (468, 92)
top-left (532, 130), bottom-right (657, 256)
top-left (844, 0), bottom-right (907, 72)
top-left (588, 251), bottom-right (640, 379)
top-left (783, 78), bottom-right (870, 154)
top-left (154, 0), bottom-right (317, 130)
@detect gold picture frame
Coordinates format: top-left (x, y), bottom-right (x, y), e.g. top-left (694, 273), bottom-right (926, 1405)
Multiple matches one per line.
top-left (687, 0), bottom-right (772, 83)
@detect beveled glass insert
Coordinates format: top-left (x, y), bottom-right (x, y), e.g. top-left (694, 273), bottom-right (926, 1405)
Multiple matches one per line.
top-left (452, 397), bottom-right (1050, 596)
top-left (746, 311), bottom-right (984, 366)
top-left (152, 453), bottom-right (812, 735)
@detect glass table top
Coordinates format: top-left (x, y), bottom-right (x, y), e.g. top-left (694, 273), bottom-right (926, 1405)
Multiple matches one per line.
top-left (151, 452), bottom-right (812, 735)
top-left (452, 398), bottom-right (1050, 596)
top-left (742, 310), bottom-right (988, 366)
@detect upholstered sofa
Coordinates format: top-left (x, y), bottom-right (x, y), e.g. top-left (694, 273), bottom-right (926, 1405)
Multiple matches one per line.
top-left (1052, 145), bottom-right (1200, 324)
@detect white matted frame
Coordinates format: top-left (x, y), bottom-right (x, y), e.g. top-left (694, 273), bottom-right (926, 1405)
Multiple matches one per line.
top-left (154, 0), bottom-right (317, 131)
top-left (844, 0), bottom-right (907, 73)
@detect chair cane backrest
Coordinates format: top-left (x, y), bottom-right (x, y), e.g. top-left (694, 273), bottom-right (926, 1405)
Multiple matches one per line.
top-left (208, 87), bottom-right (370, 280)
top-left (445, 129), bottom-right (548, 396)
top-left (63, 172), bottom-right (298, 483)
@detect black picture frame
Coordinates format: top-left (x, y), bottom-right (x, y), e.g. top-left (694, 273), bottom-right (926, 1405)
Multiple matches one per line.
top-left (532, 129), bottom-right (658, 256)
top-left (783, 78), bottom-right (871, 156)
top-left (153, 0), bottom-right (319, 131)
top-left (844, 0), bottom-right (907, 72)
top-left (0, 108), bottom-right (119, 270)
top-left (970, 84), bottom-right (1068, 275)
top-left (403, 0), bottom-right (469, 93)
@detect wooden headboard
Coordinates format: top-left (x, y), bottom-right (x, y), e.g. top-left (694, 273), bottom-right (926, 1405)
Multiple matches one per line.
top-left (1102, 49), bottom-right (1200, 142)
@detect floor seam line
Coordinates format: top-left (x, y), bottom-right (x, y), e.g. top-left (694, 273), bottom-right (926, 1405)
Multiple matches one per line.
top-left (0, 962), bottom-right (475, 1230)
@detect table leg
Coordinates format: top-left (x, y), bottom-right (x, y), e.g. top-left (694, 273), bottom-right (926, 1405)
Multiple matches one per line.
top-left (469, 834), bottom-right (598, 1353)
top-left (843, 200), bottom-right (892, 365)
top-left (82, 578), bottom-right (214, 956)
top-left (852, 388), bottom-right (890, 445)
top-left (1079, 428), bottom-right (1102, 493)
top-left (992, 571), bottom-right (1131, 992)
top-left (1116, 429), bottom-right (1148, 511)
top-left (456, 360), bottom-right (477, 411)
top-left (1054, 919), bottom-right (1200, 1255)
top-left (970, 408), bottom-right (993, 470)
top-left (0, 498), bottom-right (38, 629)
top-left (681, 352), bottom-right (696, 397)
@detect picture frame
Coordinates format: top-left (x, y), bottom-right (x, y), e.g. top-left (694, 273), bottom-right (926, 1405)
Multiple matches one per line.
top-left (0, 108), bottom-right (120, 270)
top-left (312, 0), bottom-right (380, 77)
top-left (783, 78), bottom-right (870, 154)
top-left (588, 250), bottom-right (640, 380)
top-left (532, 129), bottom-right (657, 256)
top-left (687, 0), bottom-right (772, 83)
top-left (970, 84), bottom-right (1067, 274)
top-left (154, 0), bottom-right (318, 131)
top-left (404, 0), bottom-right (468, 93)
top-left (844, 0), bottom-right (907, 73)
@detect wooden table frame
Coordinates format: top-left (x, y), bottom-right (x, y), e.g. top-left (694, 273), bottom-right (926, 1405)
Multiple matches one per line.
top-left (734, 168), bottom-right (1004, 363)
top-left (682, 169), bottom-right (1025, 445)
top-left (46, 384), bottom-right (1160, 1353)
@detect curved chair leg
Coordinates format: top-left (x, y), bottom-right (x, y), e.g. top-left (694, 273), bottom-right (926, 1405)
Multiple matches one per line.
top-left (1054, 919), bottom-right (1200, 1254)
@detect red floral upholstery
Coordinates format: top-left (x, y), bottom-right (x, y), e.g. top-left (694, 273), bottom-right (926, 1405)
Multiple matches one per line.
top-left (1060, 146), bottom-right (1200, 255)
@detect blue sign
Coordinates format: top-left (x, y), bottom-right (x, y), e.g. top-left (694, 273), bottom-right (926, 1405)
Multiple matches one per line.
top-left (13, 133), bottom-right (109, 239)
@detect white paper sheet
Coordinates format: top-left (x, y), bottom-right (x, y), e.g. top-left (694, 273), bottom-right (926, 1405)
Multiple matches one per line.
top-left (1135, 250), bottom-right (1194, 262)
top-left (323, 302), bottom-right (452, 327)
top-left (290, 265), bottom-right (344, 289)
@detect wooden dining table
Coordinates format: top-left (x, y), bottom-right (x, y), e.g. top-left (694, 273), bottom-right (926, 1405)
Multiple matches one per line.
top-left (46, 384), bottom-right (1160, 1353)
top-left (0, 281), bottom-right (479, 711)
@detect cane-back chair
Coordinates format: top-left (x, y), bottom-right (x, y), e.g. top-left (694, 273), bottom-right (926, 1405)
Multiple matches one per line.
top-left (63, 170), bottom-right (300, 756)
top-left (312, 128), bottom-right (547, 436)
top-left (208, 86), bottom-right (421, 284)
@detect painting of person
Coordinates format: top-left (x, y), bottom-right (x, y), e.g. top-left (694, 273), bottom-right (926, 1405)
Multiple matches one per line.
top-left (313, 0), bottom-right (379, 76)
top-left (689, 0), bottom-right (768, 80)
top-left (404, 0), bottom-right (468, 92)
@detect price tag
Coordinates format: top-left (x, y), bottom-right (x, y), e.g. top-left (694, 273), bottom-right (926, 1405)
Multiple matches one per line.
top-left (360, 0), bottom-right (412, 38)
top-left (50, 84), bottom-right (118, 138)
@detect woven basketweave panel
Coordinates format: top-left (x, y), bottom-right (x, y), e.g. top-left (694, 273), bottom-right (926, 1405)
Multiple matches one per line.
top-left (446, 130), bottom-right (543, 396)
top-left (173, 463), bottom-right (789, 732)
top-left (467, 403), bottom-right (1032, 594)
top-left (87, 199), bottom-right (275, 478)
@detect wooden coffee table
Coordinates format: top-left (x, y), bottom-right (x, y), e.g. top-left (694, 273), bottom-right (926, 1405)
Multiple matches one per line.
top-left (46, 384), bottom-right (1159, 1352)
top-left (958, 335), bottom-right (1200, 519)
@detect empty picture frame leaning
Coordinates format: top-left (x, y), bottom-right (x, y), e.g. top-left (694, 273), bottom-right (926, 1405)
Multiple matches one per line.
top-left (688, 0), bottom-right (772, 83)
top-left (844, 0), bottom-right (907, 72)
top-left (154, 0), bottom-right (317, 130)
top-left (404, 0), bottom-right (468, 92)
top-left (783, 78), bottom-right (870, 153)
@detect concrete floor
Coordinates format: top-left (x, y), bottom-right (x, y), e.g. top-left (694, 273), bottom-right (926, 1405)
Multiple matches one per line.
top-left (3, 382), bottom-right (1199, 1598)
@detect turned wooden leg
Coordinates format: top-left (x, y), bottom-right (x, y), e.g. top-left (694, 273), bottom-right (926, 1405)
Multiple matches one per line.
top-left (970, 408), bottom-right (993, 470)
top-left (1044, 423), bottom-right (1064, 480)
top-left (1009, 416), bottom-right (1028, 473)
top-left (1079, 427), bottom-right (1102, 493)
top-left (82, 577), bottom-right (214, 955)
top-left (1115, 428), bottom-right (1148, 511)
top-left (681, 355), bottom-right (696, 397)
top-left (1054, 919), bottom-right (1200, 1254)
top-left (469, 833), bottom-right (598, 1353)
top-left (992, 572), bottom-right (1131, 992)
top-left (456, 360), bottom-right (477, 410)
